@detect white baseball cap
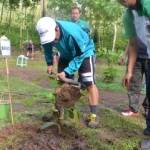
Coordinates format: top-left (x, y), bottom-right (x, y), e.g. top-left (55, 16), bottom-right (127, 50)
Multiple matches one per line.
top-left (36, 17), bottom-right (56, 44)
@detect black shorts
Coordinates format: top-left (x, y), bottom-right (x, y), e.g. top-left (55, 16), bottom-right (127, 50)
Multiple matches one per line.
top-left (27, 47), bottom-right (32, 52)
top-left (58, 56), bottom-right (96, 87)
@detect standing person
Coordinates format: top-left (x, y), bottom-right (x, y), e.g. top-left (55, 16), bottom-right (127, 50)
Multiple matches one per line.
top-left (36, 17), bottom-right (99, 128)
top-left (119, 40), bottom-right (147, 116)
top-left (26, 40), bottom-right (34, 59)
top-left (70, 5), bottom-right (99, 49)
top-left (118, 0), bottom-right (150, 135)
top-left (71, 6), bottom-right (97, 63)
top-left (71, 6), bottom-right (90, 34)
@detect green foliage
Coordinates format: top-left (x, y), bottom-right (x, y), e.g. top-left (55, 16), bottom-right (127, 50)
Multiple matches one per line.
top-left (0, 0), bottom-right (125, 51)
top-left (0, 23), bottom-right (38, 48)
top-left (41, 92), bottom-right (55, 103)
top-left (97, 79), bottom-right (124, 92)
top-left (103, 67), bottom-right (117, 83)
top-left (97, 48), bottom-right (121, 64)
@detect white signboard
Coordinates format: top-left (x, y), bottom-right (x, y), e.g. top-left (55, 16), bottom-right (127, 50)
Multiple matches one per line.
top-left (0, 39), bottom-right (11, 57)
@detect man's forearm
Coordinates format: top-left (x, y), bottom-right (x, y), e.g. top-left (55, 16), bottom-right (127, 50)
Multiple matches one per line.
top-left (127, 39), bottom-right (137, 75)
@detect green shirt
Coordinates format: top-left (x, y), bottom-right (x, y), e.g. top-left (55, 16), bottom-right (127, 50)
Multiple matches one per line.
top-left (123, 0), bottom-right (150, 39)
top-left (123, 0), bottom-right (150, 58)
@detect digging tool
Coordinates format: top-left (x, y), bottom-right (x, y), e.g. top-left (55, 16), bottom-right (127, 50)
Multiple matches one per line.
top-left (48, 72), bottom-right (80, 87)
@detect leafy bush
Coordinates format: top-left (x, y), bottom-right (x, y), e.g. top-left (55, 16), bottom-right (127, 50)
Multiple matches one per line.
top-left (103, 67), bottom-right (117, 83)
top-left (97, 48), bottom-right (121, 64)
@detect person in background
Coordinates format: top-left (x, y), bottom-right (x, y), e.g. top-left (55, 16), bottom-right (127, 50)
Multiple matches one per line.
top-left (71, 6), bottom-right (90, 34)
top-left (26, 40), bottom-right (34, 59)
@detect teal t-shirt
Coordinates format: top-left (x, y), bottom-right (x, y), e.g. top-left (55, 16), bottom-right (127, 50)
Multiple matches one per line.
top-left (43, 20), bottom-right (95, 75)
top-left (71, 19), bottom-right (90, 34)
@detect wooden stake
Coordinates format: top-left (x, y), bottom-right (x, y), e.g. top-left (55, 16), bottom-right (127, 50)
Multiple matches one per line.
top-left (5, 58), bottom-right (14, 125)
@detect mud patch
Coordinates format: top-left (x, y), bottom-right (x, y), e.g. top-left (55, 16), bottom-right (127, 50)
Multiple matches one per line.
top-left (97, 128), bottom-right (142, 146)
top-left (0, 124), bottom-right (90, 150)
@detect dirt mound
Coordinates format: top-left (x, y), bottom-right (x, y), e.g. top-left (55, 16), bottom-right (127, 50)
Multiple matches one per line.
top-left (0, 124), bottom-right (37, 142)
top-left (55, 84), bottom-right (81, 108)
top-left (3, 124), bottom-right (90, 150)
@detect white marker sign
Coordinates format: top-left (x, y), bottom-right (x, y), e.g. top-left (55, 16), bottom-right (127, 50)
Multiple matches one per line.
top-left (0, 39), bottom-right (11, 56)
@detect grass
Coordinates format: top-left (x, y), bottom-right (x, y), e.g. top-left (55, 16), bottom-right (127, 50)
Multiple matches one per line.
top-left (96, 63), bottom-right (126, 92)
top-left (79, 108), bottom-right (146, 150)
top-left (0, 57), bottom-right (148, 150)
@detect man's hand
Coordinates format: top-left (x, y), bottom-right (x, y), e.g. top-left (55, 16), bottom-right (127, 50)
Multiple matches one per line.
top-left (122, 72), bottom-right (132, 89)
top-left (57, 72), bottom-right (66, 81)
top-left (47, 65), bottom-right (53, 74)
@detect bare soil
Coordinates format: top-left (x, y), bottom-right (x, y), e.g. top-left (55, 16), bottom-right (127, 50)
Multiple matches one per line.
top-left (0, 123), bottom-right (90, 150)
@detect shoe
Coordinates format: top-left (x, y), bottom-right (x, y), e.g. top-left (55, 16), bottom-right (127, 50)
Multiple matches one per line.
top-left (121, 109), bottom-right (139, 116)
top-left (87, 114), bottom-right (99, 128)
top-left (144, 128), bottom-right (150, 136)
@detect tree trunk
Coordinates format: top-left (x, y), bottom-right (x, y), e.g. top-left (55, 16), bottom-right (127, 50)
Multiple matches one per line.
top-left (6, 7), bottom-right (9, 23)
top-left (0, 0), bottom-right (5, 24)
top-left (112, 23), bottom-right (117, 52)
top-left (41, 0), bottom-right (47, 17)
top-left (8, 8), bottom-right (12, 28)
top-left (24, 8), bottom-right (27, 40)
top-left (41, 0), bottom-right (45, 17)
top-left (20, 23), bottom-right (23, 49)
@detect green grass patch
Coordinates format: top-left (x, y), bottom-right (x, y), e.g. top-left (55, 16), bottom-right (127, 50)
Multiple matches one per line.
top-left (79, 108), bottom-right (145, 150)
top-left (96, 63), bottom-right (126, 92)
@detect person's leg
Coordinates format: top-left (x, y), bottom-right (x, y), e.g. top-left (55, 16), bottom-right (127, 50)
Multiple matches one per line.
top-left (26, 50), bottom-right (29, 57)
top-left (128, 59), bottom-right (143, 111)
top-left (142, 96), bottom-right (148, 118)
top-left (122, 58), bottom-right (143, 116)
top-left (31, 49), bottom-right (34, 60)
top-left (79, 56), bottom-right (99, 128)
top-left (144, 59), bottom-right (150, 135)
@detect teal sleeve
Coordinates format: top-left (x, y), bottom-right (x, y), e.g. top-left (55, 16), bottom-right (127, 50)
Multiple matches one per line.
top-left (123, 9), bottom-right (136, 39)
top-left (77, 20), bottom-right (91, 34)
top-left (64, 36), bottom-right (85, 75)
top-left (83, 21), bottom-right (90, 34)
top-left (142, 0), bottom-right (150, 18)
top-left (42, 43), bottom-right (53, 66)
top-left (64, 55), bottom-right (85, 75)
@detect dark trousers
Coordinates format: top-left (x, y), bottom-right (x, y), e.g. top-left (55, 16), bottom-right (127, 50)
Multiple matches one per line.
top-left (57, 56), bottom-right (96, 87)
top-left (128, 58), bottom-right (146, 112)
top-left (144, 59), bottom-right (150, 128)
